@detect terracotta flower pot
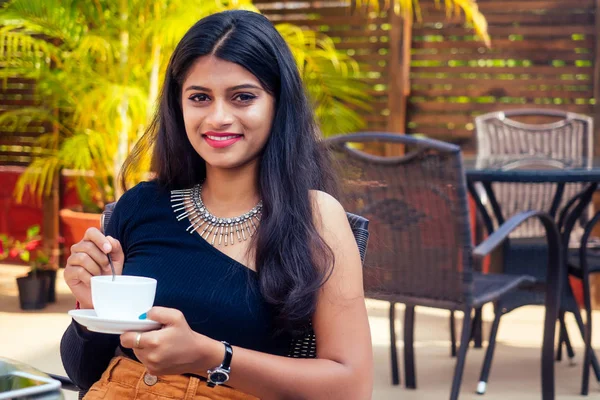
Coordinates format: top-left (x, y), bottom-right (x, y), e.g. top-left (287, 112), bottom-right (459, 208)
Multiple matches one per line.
top-left (59, 208), bottom-right (102, 263)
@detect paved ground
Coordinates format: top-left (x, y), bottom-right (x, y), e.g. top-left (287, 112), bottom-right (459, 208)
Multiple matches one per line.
top-left (1, 263), bottom-right (599, 399)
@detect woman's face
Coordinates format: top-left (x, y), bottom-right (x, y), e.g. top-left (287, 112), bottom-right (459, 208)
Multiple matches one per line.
top-left (180, 55), bottom-right (276, 171)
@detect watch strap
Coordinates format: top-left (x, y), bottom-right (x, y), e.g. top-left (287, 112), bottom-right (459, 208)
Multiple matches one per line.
top-left (206, 341), bottom-right (233, 387)
top-left (221, 341), bottom-right (233, 370)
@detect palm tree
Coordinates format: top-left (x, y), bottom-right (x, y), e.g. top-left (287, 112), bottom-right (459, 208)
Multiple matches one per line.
top-left (0, 0), bottom-right (371, 208)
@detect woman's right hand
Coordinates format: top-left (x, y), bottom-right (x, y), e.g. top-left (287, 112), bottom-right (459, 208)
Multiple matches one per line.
top-left (64, 227), bottom-right (124, 309)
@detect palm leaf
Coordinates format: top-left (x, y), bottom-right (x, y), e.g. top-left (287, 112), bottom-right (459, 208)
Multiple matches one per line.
top-left (71, 34), bottom-right (116, 69)
top-left (0, 0), bottom-right (88, 46)
top-left (13, 155), bottom-right (61, 202)
top-left (348, 0), bottom-right (490, 47)
top-left (58, 129), bottom-right (114, 174)
top-left (278, 23), bottom-right (371, 135)
top-left (141, 0), bottom-right (258, 51)
top-left (0, 107), bottom-right (57, 132)
top-left (0, 27), bottom-right (60, 75)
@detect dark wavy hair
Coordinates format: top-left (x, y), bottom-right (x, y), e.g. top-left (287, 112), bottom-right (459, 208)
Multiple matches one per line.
top-left (121, 10), bottom-right (339, 335)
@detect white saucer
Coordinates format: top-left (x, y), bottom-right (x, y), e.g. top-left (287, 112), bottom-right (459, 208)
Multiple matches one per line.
top-left (68, 309), bottom-right (162, 335)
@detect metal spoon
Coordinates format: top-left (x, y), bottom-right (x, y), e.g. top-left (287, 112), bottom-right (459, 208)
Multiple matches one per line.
top-left (107, 253), bottom-right (116, 281)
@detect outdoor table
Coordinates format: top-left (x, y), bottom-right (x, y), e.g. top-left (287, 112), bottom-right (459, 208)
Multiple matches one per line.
top-left (464, 155), bottom-right (600, 400)
top-left (0, 357), bottom-right (63, 399)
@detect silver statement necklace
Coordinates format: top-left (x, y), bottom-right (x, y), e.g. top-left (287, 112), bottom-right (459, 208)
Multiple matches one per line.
top-left (170, 184), bottom-right (262, 246)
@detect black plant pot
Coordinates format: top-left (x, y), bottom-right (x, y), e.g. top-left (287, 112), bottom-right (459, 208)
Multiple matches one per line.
top-left (28, 270), bottom-right (57, 303)
top-left (16, 274), bottom-right (50, 310)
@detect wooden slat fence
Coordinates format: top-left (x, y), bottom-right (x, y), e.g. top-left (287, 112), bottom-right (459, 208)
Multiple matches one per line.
top-left (0, 78), bottom-right (48, 166)
top-left (409, 0), bottom-right (596, 150)
top-left (256, 0), bottom-right (598, 152)
top-left (256, 0), bottom-right (395, 132)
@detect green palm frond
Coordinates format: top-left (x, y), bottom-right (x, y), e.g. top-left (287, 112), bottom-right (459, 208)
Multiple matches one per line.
top-left (71, 34), bottom-right (116, 69)
top-left (0, 0), bottom-right (88, 46)
top-left (279, 23), bottom-right (371, 135)
top-left (0, 27), bottom-right (60, 76)
top-left (58, 129), bottom-right (114, 174)
top-left (141, 0), bottom-right (258, 51)
top-left (33, 132), bottom-right (62, 154)
top-left (0, 107), bottom-right (55, 131)
top-left (348, 0), bottom-right (490, 47)
top-left (13, 155), bottom-right (61, 202)
top-left (315, 100), bottom-right (367, 137)
top-left (72, 81), bottom-right (148, 132)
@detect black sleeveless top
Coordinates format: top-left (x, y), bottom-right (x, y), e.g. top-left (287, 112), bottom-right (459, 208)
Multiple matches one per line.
top-left (107, 181), bottom-right (293, 358)
top-left (60, 180), bottom-right (299, 390)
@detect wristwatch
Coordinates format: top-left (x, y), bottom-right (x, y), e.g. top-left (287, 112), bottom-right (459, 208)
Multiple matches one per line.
top-left (207, 341), bottom-right (233, 387)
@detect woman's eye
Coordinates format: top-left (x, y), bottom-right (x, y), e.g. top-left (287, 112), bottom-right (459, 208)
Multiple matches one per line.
top-left (189, 94), bottom-right (209, 102)
top-left (234, 93), bottom-right (256, 103)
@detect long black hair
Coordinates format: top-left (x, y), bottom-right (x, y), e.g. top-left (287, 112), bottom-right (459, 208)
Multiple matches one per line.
top-left (121, 10), bottom-right (338, 335)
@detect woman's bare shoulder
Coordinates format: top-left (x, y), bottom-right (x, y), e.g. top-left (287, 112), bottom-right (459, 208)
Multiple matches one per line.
top-left (309, 190), bottom-right (346, 223)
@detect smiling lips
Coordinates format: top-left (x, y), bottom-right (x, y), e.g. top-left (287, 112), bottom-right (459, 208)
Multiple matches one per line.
top-left (202, 132), bottom-right (243, 148)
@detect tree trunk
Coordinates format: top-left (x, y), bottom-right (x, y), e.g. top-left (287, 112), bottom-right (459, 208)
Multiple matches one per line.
top-left (114, 2), bottom-right (129, 200)
top-left (148, 40), bottom-right (161, 121)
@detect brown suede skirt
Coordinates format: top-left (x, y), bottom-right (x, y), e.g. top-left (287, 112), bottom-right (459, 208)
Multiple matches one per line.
top-left (83, 356), bottom-right (259, 400)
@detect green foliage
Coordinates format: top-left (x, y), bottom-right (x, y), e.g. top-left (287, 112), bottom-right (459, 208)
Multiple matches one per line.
top-left (0, 224), bottom-right (53, 273)
top-left (0, 0), bottom-right (369, 209)
top-left (349, 0), bottom-right (490, 47)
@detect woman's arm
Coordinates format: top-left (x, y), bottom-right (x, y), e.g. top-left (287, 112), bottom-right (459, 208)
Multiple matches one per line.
top-left (123, 191), bottom-right (373, 400)
top-left (60, 321), bottom-right (119, 390)
top-left (224, 191), bottom-right (373, 399)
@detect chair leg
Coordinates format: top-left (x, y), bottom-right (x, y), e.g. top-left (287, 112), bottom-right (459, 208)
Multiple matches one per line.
top-left (559, 311), bottom-right (576, 363)
top-left (473, 307), bottom-right (483, 348)
top-left (581, 271), bottom-right (593, 395)
top-left (450, 308), bottom-right (472, 400)
top-left (450, 310), bottom-right (457, 358)
top-left (404, 305), bottom-right (417, 389)
top-left (477, 309), bottom-right (502, 395)
top-left (562, 321), bottom-right (576, 363)
top-left (572, 306), bottom-right (600, 382)
top-left (556, 313), bottom-right (564, 362)
top-left (389, 301), bottom-right (400, 385)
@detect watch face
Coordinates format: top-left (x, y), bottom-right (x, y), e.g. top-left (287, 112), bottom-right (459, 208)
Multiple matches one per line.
top-left (210, 371), bottom-right (229, 384)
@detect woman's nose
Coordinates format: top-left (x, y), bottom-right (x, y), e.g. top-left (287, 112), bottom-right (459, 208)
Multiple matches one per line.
top-left (205, 100), bottom-right (234, 128)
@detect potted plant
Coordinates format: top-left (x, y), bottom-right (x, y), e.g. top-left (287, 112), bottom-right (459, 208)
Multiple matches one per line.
top-left (0, 225), bottom-right (58, 310)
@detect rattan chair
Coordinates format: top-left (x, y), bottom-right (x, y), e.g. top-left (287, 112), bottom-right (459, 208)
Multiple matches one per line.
top-left (474, 108), bottom-right (600, 394)
top-left (474, 108), bottom-right (592, 241)
top-left (51, 204), bottom-right (370, 397)
top-left (325, 132), bottom-right (562, 400)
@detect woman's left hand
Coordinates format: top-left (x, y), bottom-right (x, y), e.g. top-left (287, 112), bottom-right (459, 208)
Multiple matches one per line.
top-left (120, 306), bottom-right (221, 376)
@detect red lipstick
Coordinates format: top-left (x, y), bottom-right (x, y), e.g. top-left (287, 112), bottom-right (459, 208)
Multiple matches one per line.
top-left (202, 131), bottom-right (243, 149)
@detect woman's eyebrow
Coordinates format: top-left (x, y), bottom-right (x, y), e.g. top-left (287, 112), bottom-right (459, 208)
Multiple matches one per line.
top-left (183, 84), bottom-right (263, 92)
top-left (184, 85), bottom-right (210, 92)
top-left (228, 84), bottom-right (263, 91)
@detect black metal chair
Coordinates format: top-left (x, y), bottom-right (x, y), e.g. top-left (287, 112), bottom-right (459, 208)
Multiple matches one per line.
top-left (568, 210), bottom-right (600, 395)
top-left (49, 203), bottom-right (370, 396)
top-left (325, 132), bottom-right (562, 400)
top-left (473, 108), bottom-right (600, 394)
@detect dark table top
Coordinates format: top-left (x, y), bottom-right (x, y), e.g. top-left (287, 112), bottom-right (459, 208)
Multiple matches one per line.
top-left (464, 156), bottom-right (600, 183)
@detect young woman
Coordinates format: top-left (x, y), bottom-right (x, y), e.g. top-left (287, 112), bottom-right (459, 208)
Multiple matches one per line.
top-left (61, 10), bottom-right (372, 400)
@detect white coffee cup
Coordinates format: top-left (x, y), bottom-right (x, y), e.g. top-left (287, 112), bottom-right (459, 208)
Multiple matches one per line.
top-left (91, 275), bottom-right (157, 320)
